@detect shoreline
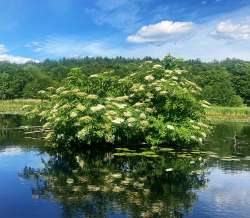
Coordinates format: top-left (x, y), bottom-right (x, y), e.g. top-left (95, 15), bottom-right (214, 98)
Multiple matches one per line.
top-left (206, 106), bottom-right (250, 122)
top-left (1, 100), bottom-right (250, 122)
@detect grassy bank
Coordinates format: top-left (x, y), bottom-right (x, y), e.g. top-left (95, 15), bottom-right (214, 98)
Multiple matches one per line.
top-left (1, 100), bottom-right (250, 122)
top-left (206, 106), bottom-right (250, 122)
top-left (0, 99), bottom-right (40, 115)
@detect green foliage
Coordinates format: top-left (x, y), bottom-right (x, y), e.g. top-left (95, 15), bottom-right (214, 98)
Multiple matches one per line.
top-left (182, 61), bottom-right (244, 106)
top-left (27, 62), bottom-right (209, 150)
top-left (0, 62), bottom-right (58, 99)
top-left (221, 59), bottom-right (250, 105)
top-left (1, 56), bottom-right (250, 107)
top-left (162, 54), bottom-right (184, 70)
top-left (0, 57), bottom-right (151, 100)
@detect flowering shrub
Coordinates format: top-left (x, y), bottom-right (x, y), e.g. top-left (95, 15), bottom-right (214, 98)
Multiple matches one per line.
top-left (27, 62), bottom-right (210, 150)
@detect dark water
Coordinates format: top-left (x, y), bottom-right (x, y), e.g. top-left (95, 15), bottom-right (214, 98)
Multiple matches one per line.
top-left (1, 115), bottom-right (250, 218)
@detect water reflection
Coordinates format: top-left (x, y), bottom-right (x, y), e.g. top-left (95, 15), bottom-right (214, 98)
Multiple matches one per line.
top-left (1, 115), bottom-right (250, 218)
top-left (0, 114), bottom-right (43, 148)
top-left (20, 150), bottom-right (208, 218)
top-left (204, 122), bottom-right (250, 171)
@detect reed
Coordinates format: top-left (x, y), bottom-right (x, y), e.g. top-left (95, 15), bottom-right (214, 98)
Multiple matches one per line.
top-left (206, 106), bottom-right (250, 122)
top-left (0, 99), bottom-right (40, 115)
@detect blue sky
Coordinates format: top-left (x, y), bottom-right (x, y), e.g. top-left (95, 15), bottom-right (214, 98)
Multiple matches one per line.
top-left (0, 0), bottom-right (250, 63)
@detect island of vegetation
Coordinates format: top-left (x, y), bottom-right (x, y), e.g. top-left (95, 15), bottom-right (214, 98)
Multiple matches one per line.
top-left (1, 55), bottom-right (250, 151)
top-left (26, 61), bottom-right (209, 152)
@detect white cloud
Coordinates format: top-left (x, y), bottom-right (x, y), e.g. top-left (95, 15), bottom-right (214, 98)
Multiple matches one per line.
top-left (0, 54), bottom-right (37, 64)
top-left (27, 37), bottom-right (121, 58)
top-left (212, 18), bottom-right (250, 40)
top-left (0, 147), bottom-right (23, 156)
top-left (123, 7), bottom-right (250, 61)
top-left (95, 0), bottom-right (129, 11)
top-left (127, 20), bottom-right (194, 45)
top-left (0, 44), bottom-right (8, 54)
top-left (0, 43), bottom-right (38, 64)
top-left (86, 0), bottom-right (142, 31)
top-left (26, 7), bottom-right (250, 62)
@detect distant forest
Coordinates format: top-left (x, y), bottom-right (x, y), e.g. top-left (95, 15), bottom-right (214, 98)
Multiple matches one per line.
top-left (0, 55), bottom-right (250, 106)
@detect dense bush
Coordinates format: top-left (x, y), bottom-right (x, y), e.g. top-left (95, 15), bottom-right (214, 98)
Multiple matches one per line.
top-left (27, 62), bottom-right (209, 150)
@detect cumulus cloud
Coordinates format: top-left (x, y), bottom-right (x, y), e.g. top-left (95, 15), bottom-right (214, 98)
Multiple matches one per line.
top-left (127, 20), bottom-right (194, 45)
top-left (212, 19), bottom-right (250, 40)
top-left (25, 6), bottom-right (250, 62)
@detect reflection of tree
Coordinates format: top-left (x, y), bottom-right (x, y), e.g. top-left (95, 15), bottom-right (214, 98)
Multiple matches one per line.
top-left (205, 122), bottom-right (250, 171)
top-left (0, 114), bottom-right (43, 147)
top-left (20, 150), bottom-right (208, 218)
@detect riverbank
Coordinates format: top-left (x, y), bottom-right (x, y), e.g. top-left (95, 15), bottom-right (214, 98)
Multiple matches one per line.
top-left (1, 100), bottom-right (250, 122)
top-left (206, 106), bottom-right (250, 122)
top-left (0, 99), bottom-right (40, 115)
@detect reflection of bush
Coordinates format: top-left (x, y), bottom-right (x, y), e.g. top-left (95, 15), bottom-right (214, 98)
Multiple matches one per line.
top-left (20, 150), bottom-right (208, 218)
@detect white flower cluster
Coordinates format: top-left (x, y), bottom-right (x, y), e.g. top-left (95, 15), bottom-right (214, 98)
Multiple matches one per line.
top-left (90, 104), bottom-right (106, 112)
top-left (131, 83), bottom-right (145, 92)
top-left (112, 117), bottom-right (125, 125)
top-left (115, 96), bottom-right (129, 102)
top-left (152, 64), bottom-right (162, 69)
top-left (86, 94), bottom-right (98, 99)
top-left (167, 125), bottom-right (174, 130)
top-left (144, 74), bottom-right (155, 81)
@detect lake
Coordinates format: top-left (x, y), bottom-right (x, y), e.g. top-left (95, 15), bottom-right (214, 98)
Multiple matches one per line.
top-left (1, 115), bottom-right (250, 218)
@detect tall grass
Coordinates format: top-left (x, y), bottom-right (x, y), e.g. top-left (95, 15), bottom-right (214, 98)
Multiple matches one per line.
top-left (1, 99), bottom-right (250, 122)
top-left (207, 106), bottom-right (250, 122)
top-left (0, 99), bottom-right (40, 115)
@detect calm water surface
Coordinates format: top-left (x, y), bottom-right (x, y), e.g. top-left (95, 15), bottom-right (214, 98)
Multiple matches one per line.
top-left (1, 115), bottom-right (250, 218)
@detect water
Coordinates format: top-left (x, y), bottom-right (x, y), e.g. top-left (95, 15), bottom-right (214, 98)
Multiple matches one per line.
top-left (1, 115), bottom-right (250, 218)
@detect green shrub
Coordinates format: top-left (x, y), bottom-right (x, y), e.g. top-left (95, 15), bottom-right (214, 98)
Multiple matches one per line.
top-left (27, 62), bottom-right (210, 150)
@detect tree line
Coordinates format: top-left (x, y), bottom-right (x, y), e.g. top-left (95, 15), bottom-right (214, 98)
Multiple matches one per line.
top-left (0, 55), bottom-right (250, 106)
